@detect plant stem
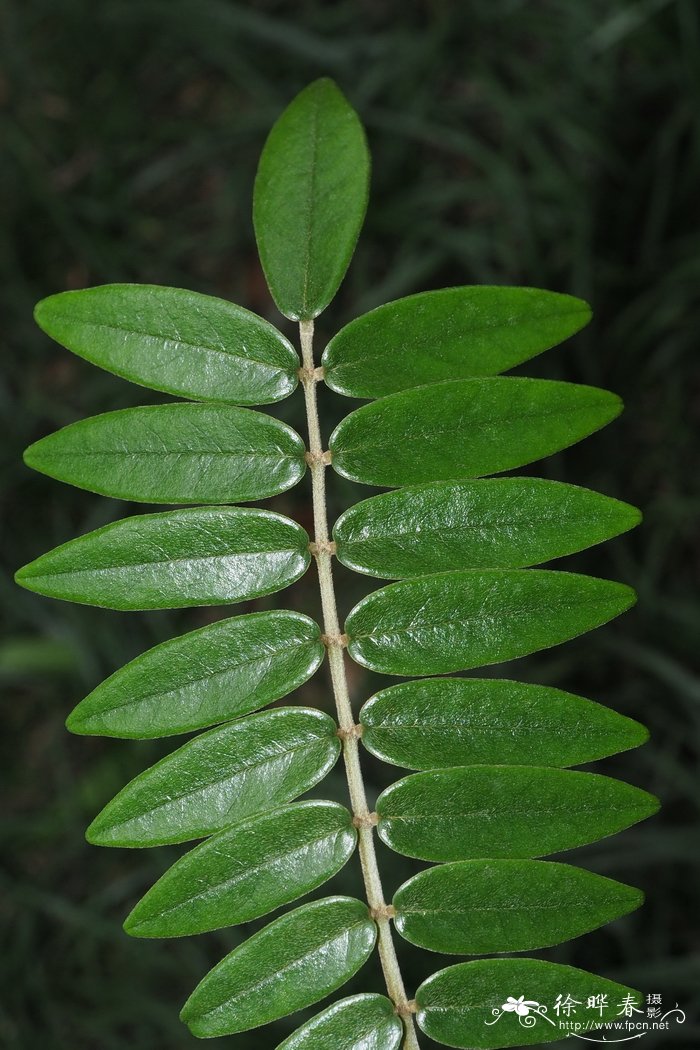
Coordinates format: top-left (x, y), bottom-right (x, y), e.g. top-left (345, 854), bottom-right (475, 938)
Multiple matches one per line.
top-left (299, 319), bottom-right (420, 1050)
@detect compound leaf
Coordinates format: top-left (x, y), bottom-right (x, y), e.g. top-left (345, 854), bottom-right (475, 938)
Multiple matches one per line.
top-left (276, 993), bottom-right (403, 1050)
top-left (360, 678), bottom-right (648, 770)
top-left (87, 707), bottom-right (340, 847)
top-left (346, 569), bottom-right (635, 676)
top-left (125, 800), bottom-right (356, 937)
top-left (393, 860), bottom-right (643, 955)
top-left (34, 284), bottom-right (298, 405)
top-left (24, 403), bottom-right (306, 504)
top-left (68, 610), bottom-right (324, 738)
top-left (180, 896), bottom-right (376, 1037)
top-left (334, 478), bottom-right (640, 578)
top-left (329, 377), bottom-right (621, 487)
top-left (323, 286), bottom-right (591, 399)
top-left (15, 506), bottom-right (311, 610)
top-left (376, 766), bottom-right (659, 862)
top-left (253, 79), bottom-right (370, 320)
top-left (415, 958), bottom-right (641, 1048)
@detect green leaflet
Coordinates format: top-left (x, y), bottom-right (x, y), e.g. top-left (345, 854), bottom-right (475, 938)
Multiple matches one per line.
top-left (346, 569), bottom-right (635, 676)
top-left (124, 801), bottom-right (356, 937)
top-left (87, 707), bottom-right (340, 847)
top-left (67, 610), bottom-right (324, 738)
top-left (329, 377), bottom-right (621, 487)
top-left (416, 958), bottom-right (641, 1048)
top-left (22, 79), bottom-right (658, 1049)
top-left (322, 286), bottom-right (591, 399)
top-left (360, 678), bottom-right (648, 770)
top-left (276, 994), bottom-right (403, 1050)
top-left (181, 896), bottom-right (376, 1037)
top-left (376, 766), bottom-right (659, 862)
top-left (23, 403), bottom-right (306, 504)
top-left (253, 79), bottom-right (370, 320)
top-left (15, 506), bottom-right (310, 610)
top-left (393, 860), bottom-right (643, 955)
top-left (334, 478), bottom-right (641, 578)
top-left (34, 284), bottom-right (298, 405)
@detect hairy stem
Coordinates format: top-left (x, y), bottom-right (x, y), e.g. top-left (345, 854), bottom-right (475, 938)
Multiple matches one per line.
top-left (299, 319), bottom-right (419, 1048)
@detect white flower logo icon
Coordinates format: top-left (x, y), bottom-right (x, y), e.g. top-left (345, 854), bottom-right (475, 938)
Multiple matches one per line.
top-left (501, 995), bottom-right (540, 1017)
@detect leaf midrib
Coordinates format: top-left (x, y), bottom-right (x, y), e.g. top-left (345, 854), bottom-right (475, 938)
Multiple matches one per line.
top-left (385, 799), bottom-right (644, 821)
top-left (337, 400), bottom-right (608, 457)
top-left (368, 722), bottom-right (614, 737)
top-left (300, 90), bottom-right (321, 316)
top-left (341, 512), bottom-right (611, 548)
top-left (399, 895), bottom-right (621, 917)
top-left (198, 914), bottom-right (369, 1021)
top-left (101, 733), bottom-right (331, 835)
top-left (139, 827), bottom-right (349, 925)
top-left (24, 547), bottom-right (301, 581)
top-left (332, 301), bottom-right (589, 371)
top-left (68, 316), bottom-right (289, 376)
top-left (355, 591), bottom-right (617, 643)
top-left (82, 637), bottom-right (315, 721)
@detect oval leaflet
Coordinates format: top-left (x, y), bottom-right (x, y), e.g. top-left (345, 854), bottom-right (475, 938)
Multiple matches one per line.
top-left (376, 765), bottom-right (659, 861)
top-left (323, 285), bottom-right (592, 399)
top-left (125, 801), bottom-right (356, 937)
top-left (181, 896), bottom-right (377, 1037)
top-left (15, 506), bottom-right (311, 611)
top-left (393, 859), bottom-right (643, 954)
top-left (360, 678), bottom-right (648, 770)
top-left (68, 610), bottom-right (324, 738)
top-left (87, 707), bottom-right (340, 847)
top-left (23, 402), bottom-right (306, 505)
top-left (34, 284), bottom-right (299, 405)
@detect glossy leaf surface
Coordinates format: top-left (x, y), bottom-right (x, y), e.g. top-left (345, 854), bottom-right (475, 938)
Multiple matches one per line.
top-left (15, 507), bottom-right (310, 610)
top-left (34, 284), bottom-right (298, 404)
top-left (394, 860), bottom-right (643, 954)
top-left (334, 478), bottom-right (640, 578)
top-left (416, 958), bottom-right (641, 1048)
top-left (125, 801), bottom-right (356, 937)
top-left (87, 708), bottom-right (340, 847)
top-left (323, 286), bottom-right (591, 399)
top-left (346, 569), bottom-right (635, 676)
top-left (360, 678), bottom-right (648, 770)
top-left (376, 766), bottom-right (659, 861)
top-left (68, 610), bottom-right (324, 738)
top-left (276, 994), bottom-right (403, 1050)
top-left (24, 403), bottom-right (306, 504)
top-left (180, 896), bottom-right (376, 1037)
top-left (253, 79), bottom-right (370, 320)
top-left (330, 377), bottom-right (621, 487)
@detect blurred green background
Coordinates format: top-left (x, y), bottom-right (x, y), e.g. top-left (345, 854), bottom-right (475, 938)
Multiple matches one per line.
top-left (2, 1), bottom-right (699, 1047)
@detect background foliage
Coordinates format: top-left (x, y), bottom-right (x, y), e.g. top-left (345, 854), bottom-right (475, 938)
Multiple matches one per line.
top-left (2, 1), bottom-right (699, 1046)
